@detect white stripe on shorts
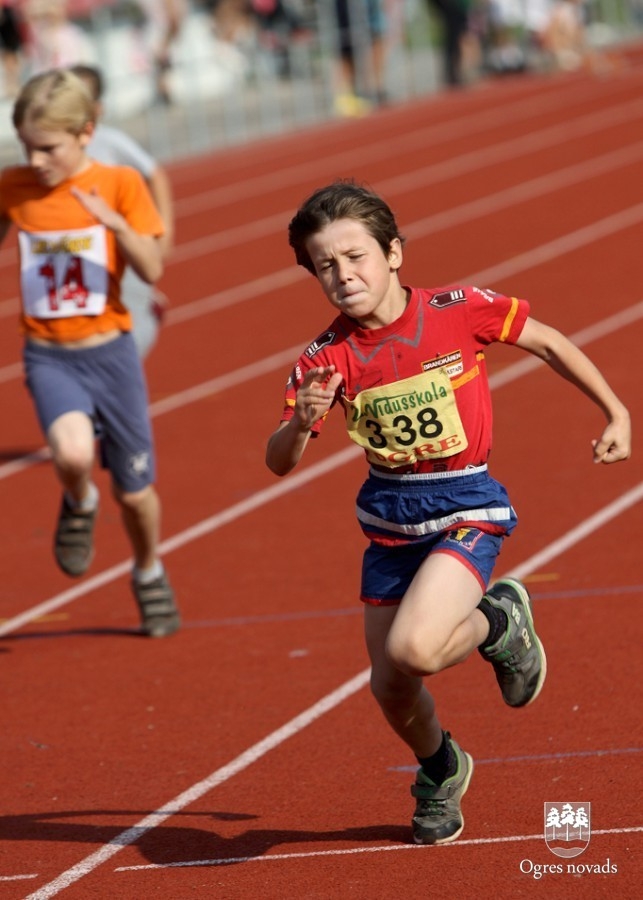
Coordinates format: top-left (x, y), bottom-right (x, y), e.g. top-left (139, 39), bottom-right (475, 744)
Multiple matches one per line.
top-left (356, 504), bottom-right (513, 537)
top-left (368, 463), bottom-right (488, 482)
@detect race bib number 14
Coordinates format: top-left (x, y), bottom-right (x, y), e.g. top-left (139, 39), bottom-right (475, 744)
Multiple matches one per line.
top-left (18, 225), bottom-right (109, 319)
top-left (342, 369), bottom-right (468, 467)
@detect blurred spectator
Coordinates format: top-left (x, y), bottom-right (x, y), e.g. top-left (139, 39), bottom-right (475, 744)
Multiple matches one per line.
top-left (70, 62), bottom-right (174, 357)
top-left (252, 0), bottom-right (311, 76)
top-left (207, 0), bottom-right (254, 47)
top-left (425, 0), bottom-right (472, 87)
top-left (541, 0), bottom-right (588, 71)
top-left (0, 0), bottom-right (23, 97)
top-left (476, 0), bottom-right (528, 76)
top-left (135, 0), bottom-right (188, 104)
top-left (21, 0), bottom-right (95, 72)
top-left (332, 0), bottom-right (387, 116)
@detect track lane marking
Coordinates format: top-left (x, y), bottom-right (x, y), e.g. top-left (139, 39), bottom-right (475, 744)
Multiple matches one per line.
top-left (1, 292), bottom-right (641, 629)
top-left (113, 826), bottom-right (643, 870)
top-left (1, 97), bottom-right (642, 327)
top-left (15, 480), bottom-right (643, 895)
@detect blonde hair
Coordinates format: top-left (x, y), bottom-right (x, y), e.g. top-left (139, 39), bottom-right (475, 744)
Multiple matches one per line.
top-left (12, 69), bottom-right (94, 135)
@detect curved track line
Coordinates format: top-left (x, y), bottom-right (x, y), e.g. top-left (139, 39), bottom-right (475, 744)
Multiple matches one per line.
top-left (20, 484), bottom-right (643, 897)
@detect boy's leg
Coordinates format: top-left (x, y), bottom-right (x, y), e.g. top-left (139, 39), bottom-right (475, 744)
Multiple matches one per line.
top-left (365, 604), bottom-right (443, 756)
top-left (113, 482), bottom-right (160, 571)
top-left (112, 482), bottom-right (179, 638)
top-left (386, 551), bottom-right (488, 677)
top-left (48, 411), bottom-right (99, 577)
top-left (365, 598), bottom-right (473, 845)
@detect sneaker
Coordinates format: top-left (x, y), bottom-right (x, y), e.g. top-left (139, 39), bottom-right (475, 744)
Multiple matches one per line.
top-left (411, 735), bottom-right (474, 845)
top-left (54, 495), bottom-right (98, 577)
top-left (131, 572), bottom-right (180, 638)
top-left (479, 577), bottom-right (547, 707)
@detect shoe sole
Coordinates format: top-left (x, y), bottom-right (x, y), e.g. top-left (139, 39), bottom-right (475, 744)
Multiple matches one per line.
top-left (497, 577), bottom-right (547, 707)
top-left (412, 753), bottom-right (475, 845)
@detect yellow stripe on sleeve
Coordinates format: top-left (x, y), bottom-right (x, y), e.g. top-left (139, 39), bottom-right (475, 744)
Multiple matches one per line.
top-left (499, 297), bottom-right (520, 343)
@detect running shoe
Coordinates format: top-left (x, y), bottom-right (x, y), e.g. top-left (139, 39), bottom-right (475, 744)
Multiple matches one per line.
top-left (411, 735), bottom-right (474, 845)
top-left (479, 577), bottom-right (547, 707)
top-left (54, 495), bottom-right (98, 577)
top-left (132, 572), bottom-right (180, 637)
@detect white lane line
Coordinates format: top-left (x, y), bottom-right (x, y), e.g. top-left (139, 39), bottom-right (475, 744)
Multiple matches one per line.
top-left (1, 99), bottom-right (642, 332)
top-left (508, 483), bottom-right (643, 582)
top-left (167, 107), bottom-right (643, 264)
top-left (1, 294), bottom-right (642, 625)
top-left (2, 76), bottom-right (642, 281)
top-left (0, 874), bottom-right (39, 881)
top-left (23, 669), bottom-right (372, 900)
top-left (0, 446), bottom-right (360, 637)
top-left (3, 276), bottom-right (642, 486)
top-left (21, 490), bottom-right (643, 897)
top-left (170, 89), bottom-right (643, 215)
top-left (115, 826), bottom-right (643, 870)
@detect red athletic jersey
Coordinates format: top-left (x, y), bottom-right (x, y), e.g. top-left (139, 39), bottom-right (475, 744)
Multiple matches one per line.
top-left (280, 285), bottom-right (529, 473)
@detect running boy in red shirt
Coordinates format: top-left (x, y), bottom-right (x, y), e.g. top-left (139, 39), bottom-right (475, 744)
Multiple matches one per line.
top-left (266, 180), bottom-right (631, 844)
top-left (0, 69), bottom-right (179, 637)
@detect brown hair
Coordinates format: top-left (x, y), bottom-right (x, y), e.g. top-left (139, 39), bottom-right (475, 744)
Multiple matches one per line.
top-left (288, 180), bottom-right (406, 275)
top-left (69, 63), bottom-right (105, 102)
top-left (12, 69), bottom-right (94, 135)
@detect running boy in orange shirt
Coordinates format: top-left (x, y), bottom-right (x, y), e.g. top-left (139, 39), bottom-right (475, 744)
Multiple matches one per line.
top-left (0, 69), bottom-right (179, 637)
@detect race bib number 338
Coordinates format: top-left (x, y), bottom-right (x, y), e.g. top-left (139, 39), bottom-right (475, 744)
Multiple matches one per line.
top-left (342, 369), bottom-right (468, 467)
top-left (18, 225), bottom-right (109, 319)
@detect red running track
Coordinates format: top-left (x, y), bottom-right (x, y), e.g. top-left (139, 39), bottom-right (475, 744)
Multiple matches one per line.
top-left (1, 44), bottom-right (642, 900)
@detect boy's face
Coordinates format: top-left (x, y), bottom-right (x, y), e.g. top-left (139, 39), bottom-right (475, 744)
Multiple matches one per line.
top-left (17, 120), bottom-right (93, 188)
top-left (305, 218), bottom-right (405, 329)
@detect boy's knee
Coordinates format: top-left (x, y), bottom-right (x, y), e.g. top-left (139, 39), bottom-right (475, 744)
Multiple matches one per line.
top-left (386, 632), bottom-right (444, 677)
top-left (52, 442), bottom-right (94, 476)
top-left (112, 483), bottom-right (153, 511)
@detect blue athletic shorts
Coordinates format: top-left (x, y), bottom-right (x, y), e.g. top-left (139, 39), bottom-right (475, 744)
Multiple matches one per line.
top-left (356, 465), bottom-right (516, 605)
top-left (23, 332), bottom-right (156, 492)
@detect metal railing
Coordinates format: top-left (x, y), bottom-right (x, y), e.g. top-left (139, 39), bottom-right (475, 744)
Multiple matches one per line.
top-left (0, 0), bottom-right (641, 166)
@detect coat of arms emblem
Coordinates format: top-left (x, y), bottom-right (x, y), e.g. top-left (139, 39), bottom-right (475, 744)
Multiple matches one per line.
top-left (544, 802), bottom-right (591, 858)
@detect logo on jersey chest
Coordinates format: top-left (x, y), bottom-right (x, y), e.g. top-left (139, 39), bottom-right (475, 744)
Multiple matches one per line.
top-left (421, 350), bottom-right (463, 378)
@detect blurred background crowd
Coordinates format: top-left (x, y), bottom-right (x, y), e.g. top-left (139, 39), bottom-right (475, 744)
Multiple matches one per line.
top-left (1, 0), bottom-right (641, 162)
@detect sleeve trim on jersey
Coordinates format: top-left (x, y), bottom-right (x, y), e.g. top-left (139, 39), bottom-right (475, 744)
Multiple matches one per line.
top-left (499, 297), bottom-right (520, 342)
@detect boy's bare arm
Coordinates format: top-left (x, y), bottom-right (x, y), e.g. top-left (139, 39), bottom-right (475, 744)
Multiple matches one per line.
top-left (266, 366), bottom-right (343, 476)
top-left (71, 186), bottom-right (163, 284)
top-left (514, 317), bottom-right (631, 463)
top-left (146, 166), bottom-right (174, 258)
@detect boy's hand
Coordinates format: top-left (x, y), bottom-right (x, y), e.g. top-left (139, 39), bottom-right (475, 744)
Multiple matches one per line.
top-left (295, 366), bottom-right (343, 431)
top-left (71, 186), bottom-right (127, 234)
top-left (592, 416), bottom-right (631, 464)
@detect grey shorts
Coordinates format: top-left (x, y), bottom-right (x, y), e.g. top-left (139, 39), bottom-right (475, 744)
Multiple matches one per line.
top-left (24, 332), bottom-right (156, 492)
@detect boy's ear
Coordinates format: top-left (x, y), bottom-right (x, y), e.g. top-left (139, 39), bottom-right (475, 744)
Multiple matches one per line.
top-left (79, 121), bottom-right (95, 147)
top-left (388, 237), bottom-right (403, 271)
